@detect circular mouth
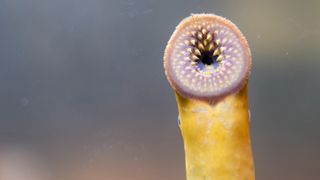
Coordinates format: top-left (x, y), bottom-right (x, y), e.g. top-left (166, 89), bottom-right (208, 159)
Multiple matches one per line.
top-left (164, 14), bottom-right (251, 100)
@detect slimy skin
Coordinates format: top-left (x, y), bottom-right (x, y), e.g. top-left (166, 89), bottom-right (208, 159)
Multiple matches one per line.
top-left (164, 14), bottom-right (255, 179)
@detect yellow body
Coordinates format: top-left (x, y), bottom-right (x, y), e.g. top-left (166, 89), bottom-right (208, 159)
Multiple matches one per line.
top-left (176, 85), bottom-right (255, 180)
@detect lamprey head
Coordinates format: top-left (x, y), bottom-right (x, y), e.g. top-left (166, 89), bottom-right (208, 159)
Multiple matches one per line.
top-left (164, 14), bottom-right (251, 101)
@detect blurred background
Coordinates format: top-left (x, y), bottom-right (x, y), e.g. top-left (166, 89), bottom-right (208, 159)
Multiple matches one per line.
top-left (0, 0), bottom-right (320, 179)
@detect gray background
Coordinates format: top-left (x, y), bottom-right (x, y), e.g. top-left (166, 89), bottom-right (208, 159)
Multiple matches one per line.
top-left (0, 0), bottom-right (319, 179)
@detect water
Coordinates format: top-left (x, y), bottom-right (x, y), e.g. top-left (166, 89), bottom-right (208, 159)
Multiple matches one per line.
top-left (0, 0), bottom-right (319, 179)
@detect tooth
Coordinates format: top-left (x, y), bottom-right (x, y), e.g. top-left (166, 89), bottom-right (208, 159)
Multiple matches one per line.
top-left (217, 55), bottom-right (223, 62)
top-left (213, 49), bottom-right (220, 56)
top-left (222, 38), bottom-right (227, 44)
top-left (203, 40), bottom-right (208, 46)
top-left (216, 39), bottom-right (221, 45)
top-left (186, 48), bottom-right (193, 53)
top-left (220, 47), bottom-right (226, 53)
top-left (198, 43), bottom-right (205, 50)
top-left (181, 51), bottom-right (189, 55)
top-left (214, 30), bottom-right (219, 36)
top-left (190, 39), bottom-right (196, 45)
top-left (191, 61), bottom-right (197, 66)
top-left (208, 42), bottom-right (214, 51)
top-left (194, 48), bottom-right (201, 56)
top-left (206, 33), bottom-right (212, 41)
top-left (191, 54), bottom-right (199, 61)
top-left (184, 40), bottom-right (189, 45)
top-left (202, 28), bottom-right (207, 34)
top-left (191, 31), bottom-right (197, 36)
top-left (197, 33), bottom-right (203, 39)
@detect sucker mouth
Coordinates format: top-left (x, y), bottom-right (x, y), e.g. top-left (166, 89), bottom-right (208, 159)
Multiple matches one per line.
top-left (164, 14), bottom-right (251, 100)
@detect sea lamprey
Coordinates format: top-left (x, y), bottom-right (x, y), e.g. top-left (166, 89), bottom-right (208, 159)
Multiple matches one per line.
top-left (164, 14), bottom-right (255, 180)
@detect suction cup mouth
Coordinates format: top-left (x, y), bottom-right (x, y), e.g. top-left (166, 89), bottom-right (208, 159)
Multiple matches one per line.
top-left (164, 14), bottom-right (251, 100)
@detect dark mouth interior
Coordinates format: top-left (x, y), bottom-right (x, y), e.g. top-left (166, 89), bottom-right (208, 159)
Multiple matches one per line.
top-left (199, 51), bottom-right (219, 66)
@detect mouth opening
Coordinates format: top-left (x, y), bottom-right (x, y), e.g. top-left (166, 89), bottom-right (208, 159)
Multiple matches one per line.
top-left (198, 51), bottom-right (220, 69)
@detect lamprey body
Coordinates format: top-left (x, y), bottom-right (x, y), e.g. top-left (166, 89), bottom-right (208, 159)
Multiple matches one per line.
top-left (164, 14), bottom-right (255, 180)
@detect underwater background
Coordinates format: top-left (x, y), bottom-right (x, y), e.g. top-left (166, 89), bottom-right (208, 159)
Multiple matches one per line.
top-left (0, 0), bottom-right (319, 179)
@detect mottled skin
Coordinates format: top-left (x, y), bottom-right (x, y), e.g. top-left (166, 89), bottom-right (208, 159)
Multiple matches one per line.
top-left (164, 14), bottom-right (255, 180)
